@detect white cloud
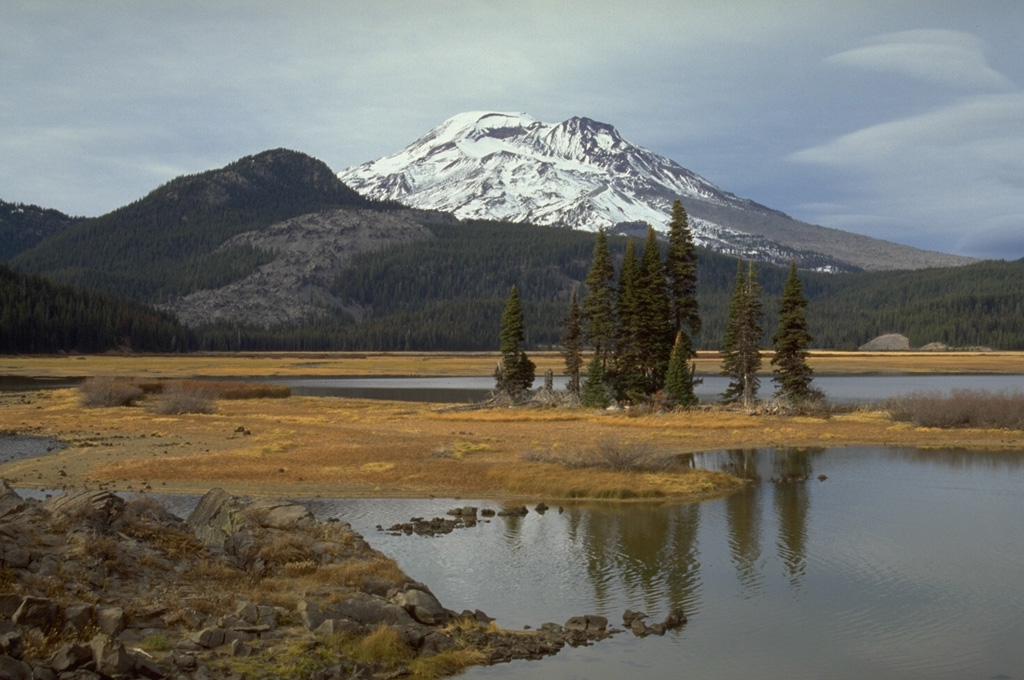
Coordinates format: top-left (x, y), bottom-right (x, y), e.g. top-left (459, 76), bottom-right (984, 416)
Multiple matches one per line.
top-left (826, 29), bottom-right (1013, 90)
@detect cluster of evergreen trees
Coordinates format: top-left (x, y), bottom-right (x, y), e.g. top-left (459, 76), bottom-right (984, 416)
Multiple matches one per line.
top-left (0, 265), bottom-right (193, 354)
top-left (499, 202), bottom-right (816, 408)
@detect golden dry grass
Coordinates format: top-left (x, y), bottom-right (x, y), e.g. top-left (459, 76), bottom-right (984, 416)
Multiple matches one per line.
top-left (3, 349), bottom-right (1023, 381)
top-left (4, 371), bottom-right (1024, 502)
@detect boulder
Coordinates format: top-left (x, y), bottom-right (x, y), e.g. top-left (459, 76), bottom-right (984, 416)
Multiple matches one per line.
top-left (11, 597), bottom-right (59, 629)
top-left (0, 655), bottom-right (32, 680)
top-left (89, 635), bottom-right (134, 677)
top-left (332, 593), bottom-right (415, 627)
top-left (390, 588), bottom-right (449, 625)
top-left (95, 606), bottom-right (124, 636)
top-left (858, 333), bottom-right (911, 351)
top-left (44, 489), bottom-right (125, 528)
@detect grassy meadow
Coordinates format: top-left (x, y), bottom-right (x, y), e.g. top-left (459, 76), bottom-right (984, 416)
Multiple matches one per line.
top-left (2, 351), bottom-right (1023, 502)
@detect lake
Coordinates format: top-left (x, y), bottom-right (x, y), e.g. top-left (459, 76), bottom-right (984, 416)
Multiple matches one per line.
top-left (271, 373), bottom-right (1024, 405)
top-left (288, 446), bottom-right (1023, 680)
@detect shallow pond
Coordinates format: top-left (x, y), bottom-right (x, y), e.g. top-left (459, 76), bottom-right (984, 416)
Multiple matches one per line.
top-left (295, 446), bottom-right (1023, 680)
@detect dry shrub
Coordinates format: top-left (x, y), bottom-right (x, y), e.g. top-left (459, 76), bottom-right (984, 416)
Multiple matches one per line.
top-left (348, 624), bottom-right (412, 666)
top-left (157, 380), bottom-right (290, 400)
top-left (152, 382), bottom-right (216, 415)
top-left (258, 532), bottom-right (315, 568)
top-left (79, 376), bottom-right (143, 407)
top-left (314, 556), bottom-right (407, 589)
top-left (886, 389), bottom-right (1024, 430)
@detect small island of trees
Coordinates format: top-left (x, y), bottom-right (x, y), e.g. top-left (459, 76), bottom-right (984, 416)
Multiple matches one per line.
top-left (496, 200), bottom-right (816, 409)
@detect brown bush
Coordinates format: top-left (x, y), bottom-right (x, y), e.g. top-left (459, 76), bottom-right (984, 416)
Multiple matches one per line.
top-left (79, 376), bottom-right (144, 407)
top-left (152, 382), bottom-right (216, 415)
top-left (157, 380), bottom-right (291, 400)
top-left (886, 389), bottom-right (1024, 430)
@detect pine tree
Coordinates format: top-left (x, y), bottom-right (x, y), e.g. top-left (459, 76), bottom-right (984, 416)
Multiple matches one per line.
top-left (664, 331), bottom-right (699, 407)
top-left (772, 261), bottom-right (816, 403)
top-left (720, 260), bottom-right (763, 406)
top-left (496, 285), bottom-right (535, 399)
top-left (663, 200), bottom-right (700, 405)
top-left (560, 287), bottom-right (583, 396)
top-left (666, 200), bottom-right (700, 336)
top-left (580, 351), bottom-right (612, 408)
top-left (582, 228), bottom-right (617, 370)
top-left (613, 237), bottom-right (645, 400)
top-left (636, 226), bottom-right (673, 393)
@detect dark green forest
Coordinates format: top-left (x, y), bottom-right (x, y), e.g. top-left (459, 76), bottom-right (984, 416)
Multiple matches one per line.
top-left (0, 265), bottom-right (194, 354)
top-left (194, 221), bottom-right (1024, 352)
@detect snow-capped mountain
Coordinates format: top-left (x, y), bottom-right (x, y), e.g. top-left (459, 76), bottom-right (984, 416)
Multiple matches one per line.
top-left (339, 112), bottom-right (974, 271)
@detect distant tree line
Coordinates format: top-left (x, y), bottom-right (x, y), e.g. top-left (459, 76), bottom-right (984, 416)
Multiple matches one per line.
top-left (0, 265), bottom-right (193, 354)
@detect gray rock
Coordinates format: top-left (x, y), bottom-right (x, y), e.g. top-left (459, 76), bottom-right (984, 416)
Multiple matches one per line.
top-left (0, 655), bottom-right (32, 680)
top-left (0, 595), bottom-right (23, 620)
top-left (48, 643), bottom-right (92, 673)
top-left (564, 614), bottom-right (607, 632)
top-left (44, 490), bottom-right (125, 528)
top-left (61, 605), bottom-right (94, 634)
top-left (0, 484), bottom-right (30, 521)
top-left (95, 607), bottom-right (124, 636)
top-left (390, 589), bottom-right (448, 625)
top-left (333, 593), bottom-right (415, 627)
top-left (11, 597), bottom-right (59, 629)
top-left (858, 333), bottom-right (911, 351)
top-left (89, 635), bottom-right (134, 678)
top-left (193, 628), bottom-right (226, 649)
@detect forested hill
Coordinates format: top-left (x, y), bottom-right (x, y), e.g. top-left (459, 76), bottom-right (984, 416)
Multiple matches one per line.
top-left (0, 200), bottom-right (82, 262)
top-left (0, 264), bottom-right (193, 354)
top-left (320, 221), bottom-right (1024, 351)
top-left (196, 220), bottom-right (1024, 352)
top-left (9, 149), bottom-right (382, 301)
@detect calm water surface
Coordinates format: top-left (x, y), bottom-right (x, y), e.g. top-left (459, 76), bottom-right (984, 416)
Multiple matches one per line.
top-left (274, 374), bottom-right (1024, 404)
top-left (296, 447), bottom-right (1024, 680)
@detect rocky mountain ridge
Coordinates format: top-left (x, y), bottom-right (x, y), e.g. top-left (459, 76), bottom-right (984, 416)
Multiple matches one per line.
top-left (339, 112), bottom-right (974, 272)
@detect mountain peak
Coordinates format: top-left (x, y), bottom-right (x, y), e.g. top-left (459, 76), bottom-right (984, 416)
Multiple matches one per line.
top-left (339, 113), bottom-right (975, 272)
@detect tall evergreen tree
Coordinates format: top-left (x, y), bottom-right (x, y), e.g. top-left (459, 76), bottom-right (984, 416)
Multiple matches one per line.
top-left (720, 260), bottom-right (763, 406)
top-left (614, 237), bottom-right (645, 400)
top-left (772, 261), bottom-right (816, 402)
top-left (637, 226), bottom-right (673, 393)
top-left (582, 228), bottom-right (617, 369)
top-left (560, 287), bottom-right (583, 396)
top-left (496, 285), bottom-right (536, 399)
top-left (664, 331), bottom-right (699, 407)
top-left (666, 200), bottom-right (701, 336)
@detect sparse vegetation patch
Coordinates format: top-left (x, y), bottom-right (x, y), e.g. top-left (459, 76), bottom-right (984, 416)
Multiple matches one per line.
top-left (886, 389), bottom-right (1024, 430)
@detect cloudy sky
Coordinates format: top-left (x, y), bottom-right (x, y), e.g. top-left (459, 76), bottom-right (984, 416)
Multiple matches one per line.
top-left (2, 1), bottom-right (1022, 259)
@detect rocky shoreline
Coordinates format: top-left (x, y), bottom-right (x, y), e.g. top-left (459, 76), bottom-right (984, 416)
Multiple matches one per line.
top-left (0, 483), bottom-right (685, 679)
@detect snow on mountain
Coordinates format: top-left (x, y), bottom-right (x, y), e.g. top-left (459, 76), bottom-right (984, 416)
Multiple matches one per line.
top-left (339, 112), bottom-right (975, 272)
